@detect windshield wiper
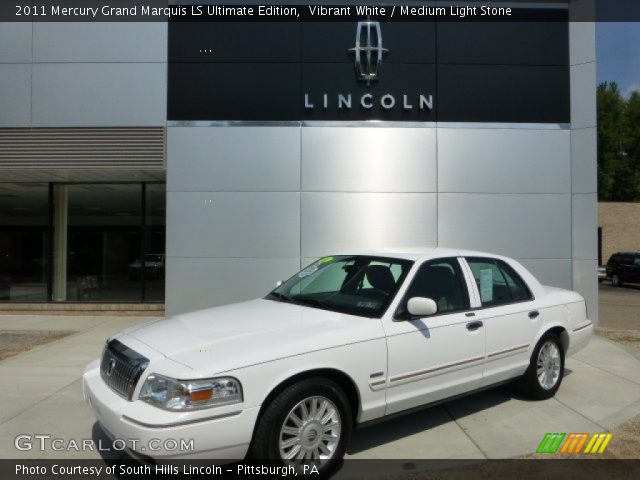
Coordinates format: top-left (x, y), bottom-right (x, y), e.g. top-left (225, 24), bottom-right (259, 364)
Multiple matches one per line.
top-left (267, 291), bottom-right (291, 302)
top-left (290, 296), bottom-right (329, 309)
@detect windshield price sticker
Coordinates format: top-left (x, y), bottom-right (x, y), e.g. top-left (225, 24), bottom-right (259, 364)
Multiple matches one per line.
top-left (480, 269), bottom-right (494, 302)
top-left (357, 300), bottom-right (380, 309)
top-left (298, 265), bottom-right (318, 278)
top-left (318, 256), bottom-right (335, 265)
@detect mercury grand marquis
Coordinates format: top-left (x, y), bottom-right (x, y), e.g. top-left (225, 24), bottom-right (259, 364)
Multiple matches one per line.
top-left (83, 248), bottom-right (593, 471)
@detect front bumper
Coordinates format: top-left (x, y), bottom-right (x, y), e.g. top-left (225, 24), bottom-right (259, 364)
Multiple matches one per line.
top-left (82, 360), bottom-right (260, 460)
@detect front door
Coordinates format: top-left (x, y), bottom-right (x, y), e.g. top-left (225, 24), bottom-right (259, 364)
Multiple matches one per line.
top-left (384, 257), bottom-right (485, 415)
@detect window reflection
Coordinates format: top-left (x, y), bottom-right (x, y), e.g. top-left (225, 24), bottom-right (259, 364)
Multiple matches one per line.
top-left (0, 184), bottom-right (49, 302)
top-left (64, 184), bottom-right (142, 302)
top-left (0, 182), bottom-right (165, 303)
top-left (144, 183), bottom-right (166, 302)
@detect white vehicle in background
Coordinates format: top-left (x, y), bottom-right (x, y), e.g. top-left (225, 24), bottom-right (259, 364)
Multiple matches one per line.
top-left (83, 248), bottom-right (593, 473)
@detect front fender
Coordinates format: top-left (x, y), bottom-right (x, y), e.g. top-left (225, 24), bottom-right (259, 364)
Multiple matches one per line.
top-left (225, 338), bottom-right (388, 423)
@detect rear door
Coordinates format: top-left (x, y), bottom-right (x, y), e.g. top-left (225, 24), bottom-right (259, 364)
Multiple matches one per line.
top-left (463, 257), bottom-right (540, 386)
top-left (383, 257), bottom-right (485, 415)
top-left (618, 255), bottom-right (634, 282)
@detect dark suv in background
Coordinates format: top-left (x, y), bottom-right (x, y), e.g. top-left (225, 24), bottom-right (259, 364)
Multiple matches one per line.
top-left (606, 252), bottom-right (640, 286)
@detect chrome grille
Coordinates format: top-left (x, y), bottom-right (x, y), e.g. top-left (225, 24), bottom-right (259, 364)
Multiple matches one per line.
top-left (100, 339), bottom-right (149, 400)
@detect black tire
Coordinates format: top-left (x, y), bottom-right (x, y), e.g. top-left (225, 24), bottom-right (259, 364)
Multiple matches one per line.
top-left (249, 377), bottom-right (352, 475)
top-left (612, 274), bottom-right (623, 287)
top-left (517, 333), bottom-right (565, 400)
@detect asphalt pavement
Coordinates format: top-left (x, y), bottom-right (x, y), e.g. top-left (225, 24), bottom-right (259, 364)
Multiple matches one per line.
top-left (599, 282), bottom-right (640, 331)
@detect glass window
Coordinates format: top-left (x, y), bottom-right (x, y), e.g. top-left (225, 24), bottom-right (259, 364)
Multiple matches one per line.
top-left (64, 184), bottom-right (142, 302)
top-left (0, 182), bottom-right (165, 304)
top-left (467, 257), bottom-right (533, 307)
top-left (267, 256), bottom-right (413, 318)
top-left (399, 258), bottom-right (470, 315)
top-left (144, 183), bottom-right (166, 302)
top-left (0, 184), bottom-right (49, 302)
top-left (495, 259), bottom-right (533, 302)
top-left (620, 255), bottom-right (634, 265)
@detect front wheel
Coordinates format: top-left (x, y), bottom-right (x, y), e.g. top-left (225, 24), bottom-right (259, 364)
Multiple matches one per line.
top-left (612, 274), bottom-right (623, 287)
top-left (249, 378), bottom-right (352, 474)
top-left (517, 334), bottom-right (564, 400)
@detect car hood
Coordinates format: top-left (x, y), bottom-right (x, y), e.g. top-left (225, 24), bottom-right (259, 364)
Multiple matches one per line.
top-left (122, 299), bottom-right (384, 373)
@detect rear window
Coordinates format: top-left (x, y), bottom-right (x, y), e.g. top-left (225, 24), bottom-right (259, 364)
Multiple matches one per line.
top-left (466, 257), bottom-right (533, 307)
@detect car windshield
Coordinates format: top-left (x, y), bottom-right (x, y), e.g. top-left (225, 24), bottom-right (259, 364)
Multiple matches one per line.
top-left (265, 255), bottom-right (413, 318)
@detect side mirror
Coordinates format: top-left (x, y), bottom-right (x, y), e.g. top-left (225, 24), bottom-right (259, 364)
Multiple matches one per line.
top-left (407, 297), bottom-right (438, 317)
top-left (275, 280), bottom-right (284, 287)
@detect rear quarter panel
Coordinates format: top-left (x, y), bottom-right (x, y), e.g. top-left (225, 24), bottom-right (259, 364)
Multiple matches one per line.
top-left (533, 287), bottom-right (592, 357)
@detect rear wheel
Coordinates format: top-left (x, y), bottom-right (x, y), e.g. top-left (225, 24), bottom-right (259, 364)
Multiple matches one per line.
top-left (612, 274), bottom-right (623, 287)
top-left (250, 378), bottom-right (352, 474)
top-left (517, 334), bottom-right (564, 400)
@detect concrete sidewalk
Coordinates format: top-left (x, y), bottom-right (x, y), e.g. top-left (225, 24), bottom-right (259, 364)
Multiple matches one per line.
top-left (348, 335), bottom-right (640, 459)
top-left (1, 315), bottom-right (640, 462)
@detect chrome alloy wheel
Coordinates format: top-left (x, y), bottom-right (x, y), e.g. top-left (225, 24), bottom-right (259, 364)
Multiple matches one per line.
top-left (536, 341), bottom-right (561, 390)
top-left (278, 395), bottom-right (341, 461)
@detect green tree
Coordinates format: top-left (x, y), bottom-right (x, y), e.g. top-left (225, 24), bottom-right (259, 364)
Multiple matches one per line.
top-left (597, 81), bottom-right (640, 201)
top-left (620, 91), bottom-right (640, 200)
top-left (597, 82), bottom-right (624, 200)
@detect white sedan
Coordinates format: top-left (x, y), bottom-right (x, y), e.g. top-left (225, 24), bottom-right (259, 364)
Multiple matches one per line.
top-left (83, 248), bottom-right (593, 471)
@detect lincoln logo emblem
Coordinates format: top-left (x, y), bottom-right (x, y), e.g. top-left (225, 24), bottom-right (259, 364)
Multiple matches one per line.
top-left (106, 358), bottom-right (116, 376)
top-left (349, 21), bottom-right (388, 85)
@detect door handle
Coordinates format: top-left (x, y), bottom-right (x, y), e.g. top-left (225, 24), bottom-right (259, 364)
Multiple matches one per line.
top-left (528, 310), bottom-right (540, 319)
top-left (466, 320), bottom-right (484, 331)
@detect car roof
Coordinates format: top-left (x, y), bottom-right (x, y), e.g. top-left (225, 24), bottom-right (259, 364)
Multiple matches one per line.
top-left (332, 247), bottom-right (508, 262)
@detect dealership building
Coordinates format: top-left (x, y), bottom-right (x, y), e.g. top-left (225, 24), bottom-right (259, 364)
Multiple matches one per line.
top-left (0, 1), bottom-right (598, 322)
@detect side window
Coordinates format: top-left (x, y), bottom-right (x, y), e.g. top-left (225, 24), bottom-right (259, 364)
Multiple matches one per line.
top-left (467, 257), bottom-right (533, 307)
top-left (402, 258), bottom-right (470, 314)
top-left (620, 255), bottom-right (634, 265)
top-left (495, 260), bottom-right (533, 303)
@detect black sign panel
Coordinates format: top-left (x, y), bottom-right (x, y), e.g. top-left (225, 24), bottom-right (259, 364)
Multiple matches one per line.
top-left (168, 63), bottom-right (301, 121)
top-left (168, 18), bottom-right (569, 123)
top-left (438, 65), bottom-right (570, 123)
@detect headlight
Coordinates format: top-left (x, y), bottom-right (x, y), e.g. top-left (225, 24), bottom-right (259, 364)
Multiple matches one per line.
top-left (138, 374), bottom-right (243, 411)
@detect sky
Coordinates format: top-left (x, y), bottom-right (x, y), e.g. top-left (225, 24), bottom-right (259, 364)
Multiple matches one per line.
top-left (597, 23), bottom-right (640, 95)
